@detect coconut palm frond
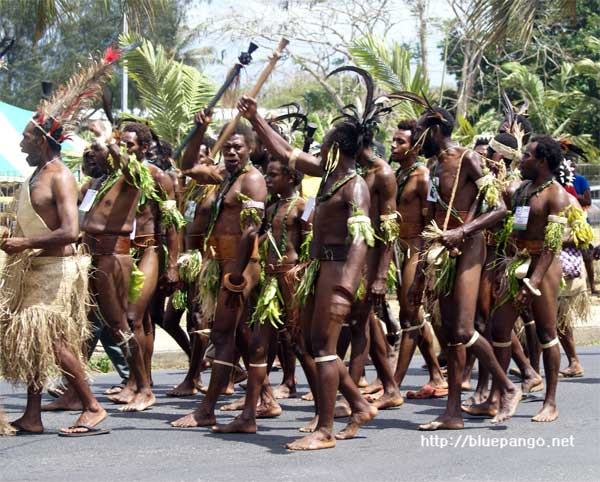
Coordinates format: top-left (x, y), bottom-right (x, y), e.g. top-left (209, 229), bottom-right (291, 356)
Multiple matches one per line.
top-left (349, 34), bottom-right (430, 120)
top-left (471, 0), bottom-right (575, 46)
top-left (119, 33), bottom-right (214, 152)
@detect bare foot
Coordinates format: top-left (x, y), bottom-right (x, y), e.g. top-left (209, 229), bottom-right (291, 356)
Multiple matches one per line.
top-left (461, 380), bottom-right (472, 391)
top-left (118, 390), bottom-right (156, 412)
top-left (166, 379), bottom-right (202, 397)
top-left (211, 414), bottom-right (257, 433)
top-left (170, 409), bottom-right (216, 428)
top-left (107, 385), bottom-right (135, 404)
top-left (361, 380), bottom-right (382, 395)
top-left (301, 392), bottom-right (314, 401)
top-left (559, 363), bottom-right (583, 378)
top-left (491, 387), bottom-right (522, 424)
top-left (42, 389), bottom-right (82, 412)
top-left (522, 373), bottom-right (544, 394)
top-left (461, 388), bottom-right (490, 408)
top-left (461, 399), bottom-right (498, 417)
top-left (335, 405), bottom-right (378, 439)
top-left (299, 415), bottom-right (318, 433)
top-left (334, 400), bottom-right (351, 418)
top-left (220, 397), bottom-right (245, 411)
top-left (287, 428), bottom-right (336, 450)
top-left (104, 382), bottom-right (126, 395)
top-left (357, 376), bottom-right (368, 388)
top-left (10, 417), bottom-right (44, 434)
top-left (365, 389), bottom-right (384, 402)
top-left (256, 400), bottom-right (282, 418)
top-left (273, 384), bottom-right (297, 399)
top-left (59, 407), bottom-right (107, 434)
top-left (532, 402), bottom-right (559, 422)
top-left (202, 382), bottom-right (234, 395)
top-left (418, 414), bottom-right (464, 431)
top-left (372, 390), bottom-right (404, 410)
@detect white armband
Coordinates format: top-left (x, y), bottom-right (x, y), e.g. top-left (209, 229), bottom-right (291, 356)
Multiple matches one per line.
top-left (547, 215), bottom-right (567, 224)
top-left (242, 200), bottom-right (265, 210)
top-left (289, 147), bottom-right (302, 170)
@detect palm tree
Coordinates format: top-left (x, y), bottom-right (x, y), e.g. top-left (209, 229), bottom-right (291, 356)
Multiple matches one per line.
top-left (348, 34), bottom-right (430, 119)
top-left (119, 33), bottom-right (214, 163)
top-left (15, 0), bottom-right (166, 42)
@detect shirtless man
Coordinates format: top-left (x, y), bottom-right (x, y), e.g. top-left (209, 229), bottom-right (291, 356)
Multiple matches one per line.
top-left (238, 94), bottom-right (377, 450)
top-left (467, 136), bottom-right (571, 422)
top-left (107, 123), bottom-right (179, 411)
top-left (463, 132), bottom-right (542, 408)
top-left (344, 140), bottom-right (404, 410)
top-left (166, 138), bottom-right (217, 397)
top-left (213, 157), bottom-right (311, 433)
top-left (0, 117), bottom-right (106, 435)
top-left (412, 106), bottom-right (521, 430)
top-left (389, 120), bottom-right (447, 399)
top-left (171, 111), bottom-right (266, 428)
top-left (79, 136), bottom-right (153, 411)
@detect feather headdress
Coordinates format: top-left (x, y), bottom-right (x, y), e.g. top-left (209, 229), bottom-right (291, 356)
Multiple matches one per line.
top-left (268, 102), bottom-right (317, 153)
top-left (326, 66), bottom-right (396, 149)
top-left (32, 44), bottom-right (138, 146)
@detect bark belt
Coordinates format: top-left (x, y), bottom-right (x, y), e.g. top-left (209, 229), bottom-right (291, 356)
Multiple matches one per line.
top-left (514, 239), bottom-right (544, 255)
top-left (83, 233), bottom-right (131, 255)
top-left (434, 210), bottom-right (470, 230)
top-left (398, 222), bottom-right (423, 240)
top-left (205, 234), bottom-right (259, 261)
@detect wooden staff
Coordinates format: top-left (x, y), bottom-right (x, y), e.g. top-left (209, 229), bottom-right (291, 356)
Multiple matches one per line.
top-left (210, 37), bottom-right (289, 158)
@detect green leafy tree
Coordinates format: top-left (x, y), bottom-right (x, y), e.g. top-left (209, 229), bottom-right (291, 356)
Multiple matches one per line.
top-left (120, 33), bottom-right (214, 161)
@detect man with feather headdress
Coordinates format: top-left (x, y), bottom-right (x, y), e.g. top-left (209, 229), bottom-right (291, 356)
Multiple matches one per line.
top-left (236, 76), bottom-right (382, 449)
top-left (0, 48), bottom-right (122, 436)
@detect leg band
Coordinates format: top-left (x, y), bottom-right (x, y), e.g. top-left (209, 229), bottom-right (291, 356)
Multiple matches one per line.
top-left (540, 337), bottom-right (559, 350)
top-left (524, 320), bottom-right (535, 326)
top-left (447, 342), bottom-right (463, 347)
top-left (464, 331), bottom-right (480, 348)
top-left (248, 363), bottom-right (268, 368)
top-left (213, 359), bottom-right (235, 368)
top-left (403, 320), bottom-right (426, 333)
top-left (492, 340), bottom-right (512, 348)
top-left (314, 354), bottom-right (338, 363)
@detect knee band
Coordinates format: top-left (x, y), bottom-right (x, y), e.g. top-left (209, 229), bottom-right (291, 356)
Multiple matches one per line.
top-left (492, 340), bottom-right (512, 348)
top-left (540, 337), bottom-right (559, 350)
top-left (524, 320), bottom-right (535, 326)
top-left (403, 320), bottom-right (426, 333)
top-left (212, 359), bottom-right (235, 368)
top-left (464, 332), bottom-right (480, 348)
top-left (314, 355), bottom-right (338, 363)
top-left (248, 362), bottom-right (268, 368)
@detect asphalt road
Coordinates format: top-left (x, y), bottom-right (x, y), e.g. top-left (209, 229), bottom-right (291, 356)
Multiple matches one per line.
top-left (1, 347), bottom-right (599, 482)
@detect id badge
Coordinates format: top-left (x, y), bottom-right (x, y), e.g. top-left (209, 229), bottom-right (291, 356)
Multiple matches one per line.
top-left (130, 219), bottom-right (137, 240)
top-left (426, 177), bottom-right (439, 202)
top-left (184, 201), bottom-right (197, 222)
top-left (302, 196), bottom-right (315, 222)
top-left (513, 206), bottom-right (530, 231)
top-left (79, 189), bottom-right (98, 212)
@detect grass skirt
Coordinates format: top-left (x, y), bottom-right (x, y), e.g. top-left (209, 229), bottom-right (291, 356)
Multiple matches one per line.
top-left (0, 404), bottom-right (15, 435)
top-left (0, 255), bottom-right (92, 390)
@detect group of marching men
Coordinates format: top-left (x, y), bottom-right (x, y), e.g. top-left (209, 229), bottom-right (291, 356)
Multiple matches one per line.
top-left (0, 60), bottom-right (594, 449)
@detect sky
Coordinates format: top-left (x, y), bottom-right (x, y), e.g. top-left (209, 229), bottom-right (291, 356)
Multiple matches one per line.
top-left (186, 0), bottom-right (456, 89)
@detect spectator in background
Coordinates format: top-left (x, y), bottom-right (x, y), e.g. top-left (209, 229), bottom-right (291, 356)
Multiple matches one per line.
top-left (572, 163), bottom-right (597, 295)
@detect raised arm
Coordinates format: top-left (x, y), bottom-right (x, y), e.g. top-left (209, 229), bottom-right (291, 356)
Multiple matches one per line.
top-left (237, 95), bottom-right (325, 177)
top-left (181, 110), bottom-right (213, 171)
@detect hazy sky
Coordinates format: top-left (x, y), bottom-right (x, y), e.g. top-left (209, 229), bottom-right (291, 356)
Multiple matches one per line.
top-left (187, 0), bottom-right (456, 89)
